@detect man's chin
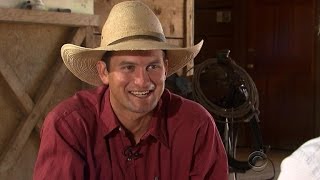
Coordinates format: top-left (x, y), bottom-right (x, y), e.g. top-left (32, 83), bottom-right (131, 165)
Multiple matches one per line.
top-left (129, 103), bottom-right (157, 114)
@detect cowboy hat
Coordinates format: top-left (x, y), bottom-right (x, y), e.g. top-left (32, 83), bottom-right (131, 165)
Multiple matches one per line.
top-left (61, 0), bottom-right (203, 86)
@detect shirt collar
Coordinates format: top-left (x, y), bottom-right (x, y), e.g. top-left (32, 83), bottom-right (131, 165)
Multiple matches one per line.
top-left (99, 87), bottom-right (170, 148)
top-left (146, 91), bottom-right (170, 148)
top-left (100, 87), bottom-right (121, 136)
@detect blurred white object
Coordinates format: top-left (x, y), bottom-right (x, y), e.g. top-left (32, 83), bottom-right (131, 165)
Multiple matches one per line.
top-left (278, 137), bottom-right (320, 180)
top-left (32, 0), bottom-right (46, 10)
top-left (0, 0), bottom-right (93, 14)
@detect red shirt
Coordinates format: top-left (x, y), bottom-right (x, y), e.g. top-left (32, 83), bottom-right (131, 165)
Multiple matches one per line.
top-left (34, 86), bottom-right (228, 180)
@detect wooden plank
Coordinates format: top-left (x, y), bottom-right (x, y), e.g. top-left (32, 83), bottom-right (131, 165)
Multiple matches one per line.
top-left (185, 0), bottom-right (194, 47)
top-left (85, 26), bottom-right (100, 48)
top-left (0, 8), bottom-right (99, 27)
top-left (316, 0), bottom-right (320, 136)
top-left (95, 0), bottom-right (184, 38)
top-left (195, 0), bottom-right (233, 9)
top-left (0, 23), bottom-right (72, 98)
top-left (185, 0), bottom-right (195, 76)
top-left (0, 27), bottom-right (87, 172)
top-left (0, 59), bottom-right (34, 114)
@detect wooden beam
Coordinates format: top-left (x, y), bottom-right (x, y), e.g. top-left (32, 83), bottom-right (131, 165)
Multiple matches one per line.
top-left (85, 26), bottom-right (100, 48)
top-left (315, 0), bottom-right (320, 136)
top-left (0, 59), bottom-right (34, 114)
top-left (0, 27), bottom-right (87, 172)
top-left (0, 8), bottom-right (99, 27)
top-left (185, 0), bottom-right (195, 76)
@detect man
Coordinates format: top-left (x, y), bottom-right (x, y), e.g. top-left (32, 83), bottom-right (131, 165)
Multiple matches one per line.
top-left (33, 1), bottom-right (228, 179)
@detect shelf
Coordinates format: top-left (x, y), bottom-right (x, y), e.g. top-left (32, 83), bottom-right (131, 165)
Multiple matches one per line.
top-left (0, 7), bottom-right (99, 27)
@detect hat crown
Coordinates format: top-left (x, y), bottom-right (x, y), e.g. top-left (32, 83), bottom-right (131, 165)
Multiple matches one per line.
top-left (101, 1), bottom-right (165, 46)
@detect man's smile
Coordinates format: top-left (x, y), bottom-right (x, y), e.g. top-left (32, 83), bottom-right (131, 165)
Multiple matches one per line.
top-left (129, 90), bottom-right (153, 97)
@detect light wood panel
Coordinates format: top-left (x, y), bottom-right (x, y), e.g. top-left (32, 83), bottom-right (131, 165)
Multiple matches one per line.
top-left (0, 27), bottom-right (87, 172)
top-left (0, 7), bottom-right (99, 27)
top-left (94, 0), bottom-right (185, 38)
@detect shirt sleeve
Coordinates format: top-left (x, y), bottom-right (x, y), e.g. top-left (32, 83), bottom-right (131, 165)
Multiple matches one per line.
top-left (189, 117), bottom-right (229, 180)
top-left (33, 113), bottom-right (87, 180)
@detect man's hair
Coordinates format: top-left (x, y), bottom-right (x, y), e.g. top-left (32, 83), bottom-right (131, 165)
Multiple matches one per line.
top-left (101, 52), bottom-right (112, 71)
top-left (101, 50), bottom-right (167, 71)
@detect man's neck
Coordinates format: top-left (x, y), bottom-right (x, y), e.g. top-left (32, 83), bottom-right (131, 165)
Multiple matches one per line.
top-left (115, 110), bottom-right (153, 144)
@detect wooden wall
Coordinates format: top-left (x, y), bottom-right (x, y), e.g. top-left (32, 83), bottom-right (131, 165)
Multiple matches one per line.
top-left (0, 22), bottom-right (82, 179)
top-left (0, 0), bottom-right (192, 179)
top-left (194, 0), bottom-right (319, 150)
top-left (194, 0), bottom-right (234, 64)
top-left (194, 0), bottom-right (247, 65)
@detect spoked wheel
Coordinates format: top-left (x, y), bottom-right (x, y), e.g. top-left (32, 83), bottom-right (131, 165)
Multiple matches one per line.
top-left (192, 50), bottom-right (267, 175)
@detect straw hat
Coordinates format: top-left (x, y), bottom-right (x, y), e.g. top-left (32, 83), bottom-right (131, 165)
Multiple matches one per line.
top-left (61, 1), bottom-right (203, 86)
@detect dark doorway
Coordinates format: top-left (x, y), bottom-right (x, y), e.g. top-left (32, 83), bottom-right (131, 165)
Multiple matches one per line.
top-left (194, 0), bottom-right (317, 149)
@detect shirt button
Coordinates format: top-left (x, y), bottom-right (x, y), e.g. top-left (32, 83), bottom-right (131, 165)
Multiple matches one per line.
top-left (119, 127), bottom-right (122, 131)
top-left (127, 157), bottom-right (132, 161)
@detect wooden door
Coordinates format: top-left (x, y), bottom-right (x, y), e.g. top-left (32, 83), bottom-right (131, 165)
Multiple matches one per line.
top-left (246, 0), bottom-right (316, 149)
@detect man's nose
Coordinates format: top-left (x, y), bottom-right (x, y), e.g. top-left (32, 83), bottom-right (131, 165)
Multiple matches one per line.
top-left (134, 68), bottom-right (151, 86)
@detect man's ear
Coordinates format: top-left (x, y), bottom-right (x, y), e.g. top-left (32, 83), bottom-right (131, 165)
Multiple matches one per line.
top-left (96, 61), bottom-right (109, 84)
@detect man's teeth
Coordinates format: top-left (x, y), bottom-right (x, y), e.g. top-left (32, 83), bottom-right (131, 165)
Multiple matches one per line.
top-left (131, 90), bottom-right (150, 95)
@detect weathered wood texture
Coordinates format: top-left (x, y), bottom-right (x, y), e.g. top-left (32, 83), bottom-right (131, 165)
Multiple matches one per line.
top-left (0, 27), bottom-right (87, 173)
top-left (0, 8), bottom-right (99, 27)
top-left (95, 0), bottom-right (185, 38)
top-left (0, 11), bottom-right (96, 179)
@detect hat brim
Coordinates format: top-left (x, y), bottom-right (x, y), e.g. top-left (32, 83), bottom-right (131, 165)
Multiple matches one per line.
top-left (61, 39), bottom-right (203, 86)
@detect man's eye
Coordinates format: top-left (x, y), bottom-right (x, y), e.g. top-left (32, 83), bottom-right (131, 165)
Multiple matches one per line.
top-left (147, 65), bottom-right (159, 70)
top-left (122, 66), bottom-right (134, 71)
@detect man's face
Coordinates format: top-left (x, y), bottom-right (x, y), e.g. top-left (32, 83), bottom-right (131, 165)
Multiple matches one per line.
top-left (100, 50), bottom-right (168, 115)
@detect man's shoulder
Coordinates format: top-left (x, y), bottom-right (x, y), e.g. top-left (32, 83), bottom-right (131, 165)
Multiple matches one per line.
top-left (164, 89), bottom-right (213, 125)
top-left (165, 90), bottom-right (210, 114)
top-left (48, 86), bottom-right (107, 121)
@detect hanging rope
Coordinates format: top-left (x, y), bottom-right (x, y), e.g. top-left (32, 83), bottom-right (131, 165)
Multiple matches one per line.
top-left (192, 56), bottom-right (259, 122)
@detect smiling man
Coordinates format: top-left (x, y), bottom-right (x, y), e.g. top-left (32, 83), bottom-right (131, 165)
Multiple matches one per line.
top-left (33, 1), bottom-right (228, 179)
top-left (97, 50), bottom-right (167, 144)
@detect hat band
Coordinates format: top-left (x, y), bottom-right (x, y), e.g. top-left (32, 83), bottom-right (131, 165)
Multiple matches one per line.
top-left (108, 34), bottom-right (166, 45)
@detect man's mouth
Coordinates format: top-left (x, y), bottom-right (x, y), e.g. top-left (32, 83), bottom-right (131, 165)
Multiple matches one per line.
top-left (130, 90), bottom-right (152, 97)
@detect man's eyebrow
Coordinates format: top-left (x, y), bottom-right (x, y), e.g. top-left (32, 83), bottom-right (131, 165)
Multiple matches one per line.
top-left (149, 59), bottom-right (162, 64)
top-left (118, 60), bottom-right (136, 66)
